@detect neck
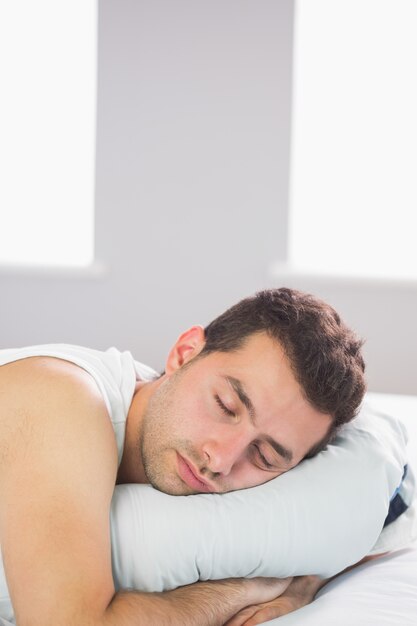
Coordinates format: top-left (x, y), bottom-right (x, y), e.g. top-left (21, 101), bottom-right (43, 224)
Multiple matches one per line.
top-left (116, 376), bottom-right (164, 485)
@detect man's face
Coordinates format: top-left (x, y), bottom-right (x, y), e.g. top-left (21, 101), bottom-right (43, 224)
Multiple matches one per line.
top-left (140, 331), bottom-right (332, 495)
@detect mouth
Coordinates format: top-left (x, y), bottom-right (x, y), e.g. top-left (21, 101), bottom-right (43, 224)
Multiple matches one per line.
top-left (176, 453), bottom-right (216, 493)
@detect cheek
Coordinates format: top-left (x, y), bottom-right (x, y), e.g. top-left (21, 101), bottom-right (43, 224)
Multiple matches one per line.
top-left (226, 459), bottom-right (258, 489)
top-left (173, 393), bottom-right (210, 439)
top-left (229, 458), bottom-right (284, 490)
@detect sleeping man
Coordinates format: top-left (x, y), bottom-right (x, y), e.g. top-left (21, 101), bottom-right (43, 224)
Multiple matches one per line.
top-left (0, 288), bottom-right (410, 626)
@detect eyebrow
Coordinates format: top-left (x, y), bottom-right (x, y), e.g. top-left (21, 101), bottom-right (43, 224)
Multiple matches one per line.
top-left (223, 375), bottom-right (294, 463)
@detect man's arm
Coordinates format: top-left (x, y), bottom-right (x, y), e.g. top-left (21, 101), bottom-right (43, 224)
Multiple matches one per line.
top-left (0, 357), bottom-right (287, 626)
top-left (103, 578), bottom-right (290, 626)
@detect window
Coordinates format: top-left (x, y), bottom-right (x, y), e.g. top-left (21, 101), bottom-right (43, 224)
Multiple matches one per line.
top-left (289, 0), bottom-right (417, 279)
top-left (0, 1), bottom-right (97, 267)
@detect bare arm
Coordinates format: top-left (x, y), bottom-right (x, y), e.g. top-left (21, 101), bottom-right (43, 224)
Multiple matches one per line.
top-left (103, 578), bottom-right (290, 626)
top-left (0, 358), bottom-right (287, 626)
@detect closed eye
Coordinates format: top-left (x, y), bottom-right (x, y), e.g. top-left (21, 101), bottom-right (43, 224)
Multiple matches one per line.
top-left (252, 443), bottom-right (274, 469)
top-left (214, 395), bottom-right (236, 418)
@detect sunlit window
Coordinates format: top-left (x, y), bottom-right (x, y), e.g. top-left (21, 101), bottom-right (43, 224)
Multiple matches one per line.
top-left (289, 0), bottom-right (417, 279)
top-left (0, 1), bottom-right (97, 267)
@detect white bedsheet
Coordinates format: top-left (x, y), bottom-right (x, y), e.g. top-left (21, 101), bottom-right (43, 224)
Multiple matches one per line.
top-left (267, 541), bottom-right (417, 626)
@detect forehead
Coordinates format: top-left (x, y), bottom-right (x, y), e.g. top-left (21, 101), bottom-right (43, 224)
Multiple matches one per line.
top-left (199, 332), bottom-right (333, 462)
top-left (203, 332), bottom-right (296, 396)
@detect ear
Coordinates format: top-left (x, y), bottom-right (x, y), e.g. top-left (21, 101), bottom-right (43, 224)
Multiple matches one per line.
top-left (165, 326), bottom-right (206, 375)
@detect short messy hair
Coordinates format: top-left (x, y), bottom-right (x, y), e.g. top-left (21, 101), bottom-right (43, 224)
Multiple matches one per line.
top-left (200, 288), bottom-right (366, 455)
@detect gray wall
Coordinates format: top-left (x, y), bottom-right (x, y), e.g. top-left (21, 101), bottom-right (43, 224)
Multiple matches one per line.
top-left (1, 0), bottom-right (416, 394)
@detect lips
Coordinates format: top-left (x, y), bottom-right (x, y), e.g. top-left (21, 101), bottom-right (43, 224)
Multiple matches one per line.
top-left (176, 453), bottom-right (215, 493)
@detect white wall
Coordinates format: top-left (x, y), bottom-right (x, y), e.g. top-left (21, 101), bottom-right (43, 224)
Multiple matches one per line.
top-left (0, 0), bottom-right (416, 394)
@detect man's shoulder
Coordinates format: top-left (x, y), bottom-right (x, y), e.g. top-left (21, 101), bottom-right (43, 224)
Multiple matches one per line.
top-left (0, 353), bottom-right (109, 407)
top-left (0, 356), bottom-right (119, 476)
top-left (0, 356), bottom-right (119, 625)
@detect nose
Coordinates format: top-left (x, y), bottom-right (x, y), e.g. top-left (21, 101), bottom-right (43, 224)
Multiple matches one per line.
top-left (202, 430), bottom-right (250, 476)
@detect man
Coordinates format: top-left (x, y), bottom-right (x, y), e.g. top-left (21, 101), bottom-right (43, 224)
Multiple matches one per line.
top-left (0, 288), bottom-right (369, 625)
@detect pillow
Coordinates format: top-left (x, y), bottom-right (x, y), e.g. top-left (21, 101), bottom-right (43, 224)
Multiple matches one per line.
top-left (110, 397), bottom-right (411, 592)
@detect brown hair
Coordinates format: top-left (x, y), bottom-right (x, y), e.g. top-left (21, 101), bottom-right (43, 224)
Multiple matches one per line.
top-left (200, 288), bottom-right (366, 455)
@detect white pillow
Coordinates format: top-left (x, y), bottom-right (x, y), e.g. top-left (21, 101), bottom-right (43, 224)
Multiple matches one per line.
top-left (109, 398), bottom-right (410, 591)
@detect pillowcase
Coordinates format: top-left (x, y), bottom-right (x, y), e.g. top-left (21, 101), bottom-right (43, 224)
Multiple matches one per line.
top-left (110, 397), bottom-right (409, 591)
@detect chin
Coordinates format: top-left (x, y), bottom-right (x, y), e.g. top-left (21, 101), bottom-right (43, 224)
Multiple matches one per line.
top-left (147, 474), bottom-right (193, 496)
top-left (154, 483), bottom-right (195, 496)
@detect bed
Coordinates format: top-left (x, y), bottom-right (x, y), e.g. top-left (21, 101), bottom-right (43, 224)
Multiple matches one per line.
top-left (270, 544), bottom-right (417, 626)
top-left (0, 392), bottom-right (415, 625)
